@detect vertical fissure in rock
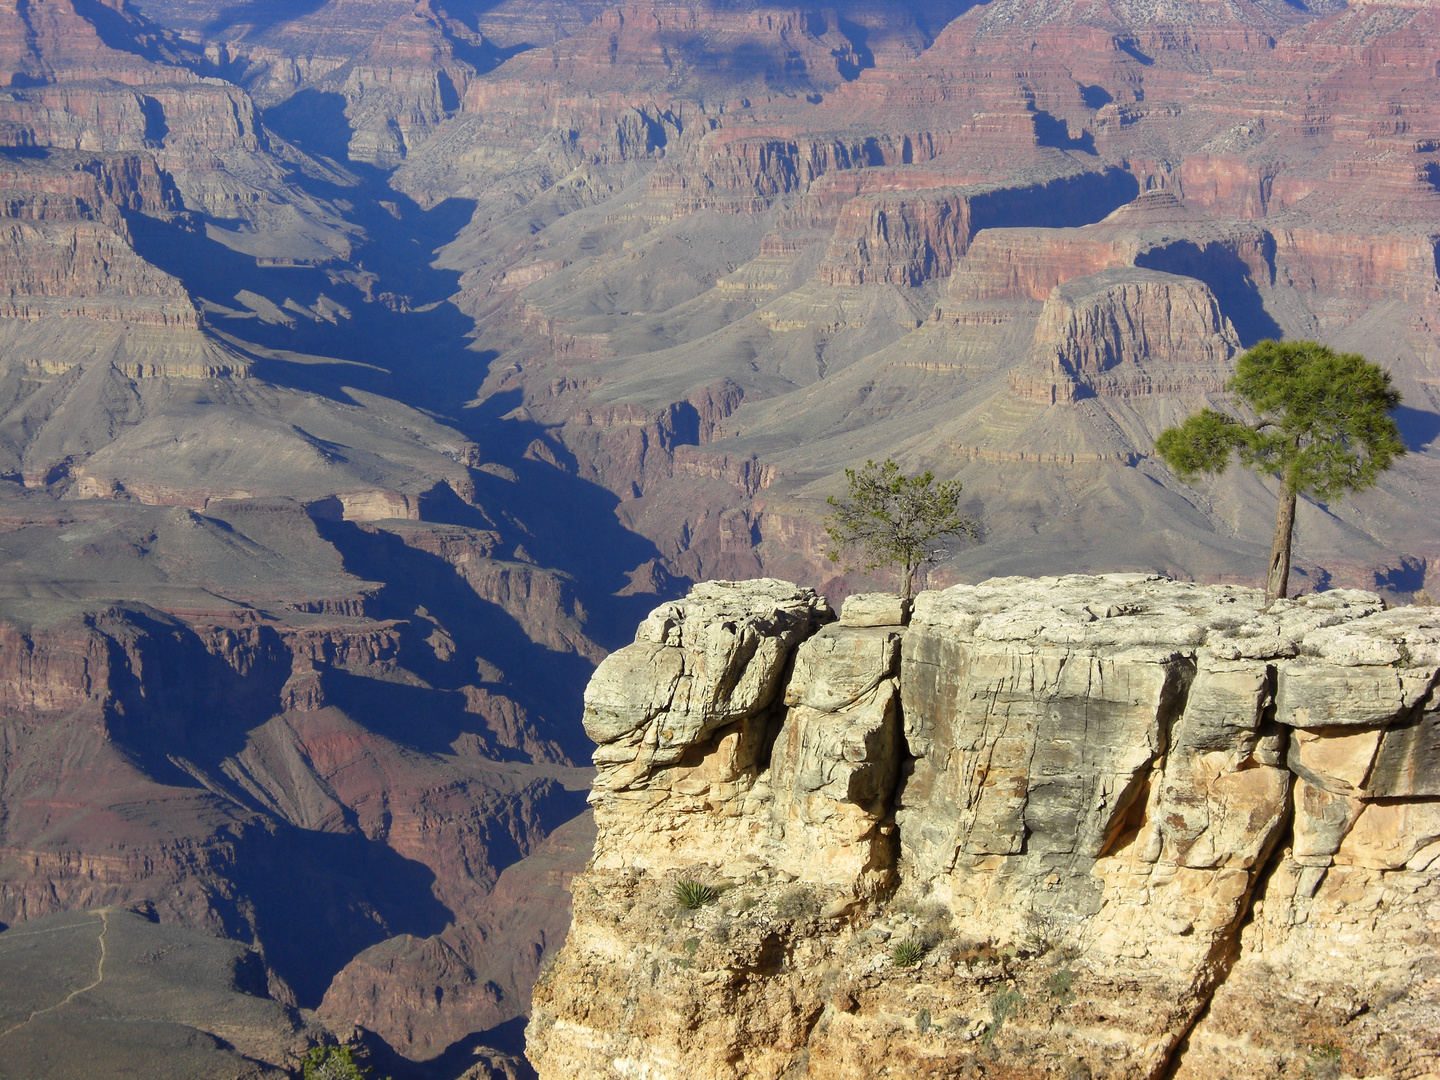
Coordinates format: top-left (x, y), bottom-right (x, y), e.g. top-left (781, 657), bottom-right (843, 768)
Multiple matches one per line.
top-left (1157, 792), bottom-right (1297, 1080)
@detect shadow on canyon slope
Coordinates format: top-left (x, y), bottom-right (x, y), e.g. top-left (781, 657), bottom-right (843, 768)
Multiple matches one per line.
top-left (102, 607), bottom-right (292, 779)
top-left (366, 1015), bottom-right (535, 1080)
top-left (264, 88), bottom-right (355, 162)
top-left (125, 116), bottom-right (686, 653)
top-left (94, 609), bottom-right (456, 1006)
top-left (123, 110), bottom-right (685, 754)
top-left (1137, 239), bottom-right (1283, 346)
top-left (230, 823), bottom-right (454, 1007)
top-left (1393, 404), bottom-right (1440, 452)
top-left (308, 515), bottom-right (602, 763)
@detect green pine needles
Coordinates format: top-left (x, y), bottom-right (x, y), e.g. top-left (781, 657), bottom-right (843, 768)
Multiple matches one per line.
top-left (302, 1044), bottom-right (384, 1080)
top-left (1155, 340), bottom-right (1404, 602)
top-left (824, 458), bottom-right (978, 598)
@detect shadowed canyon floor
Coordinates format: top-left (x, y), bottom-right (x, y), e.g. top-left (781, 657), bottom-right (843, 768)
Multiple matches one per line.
top-left (0, 0), bottom-right (1438, 1074)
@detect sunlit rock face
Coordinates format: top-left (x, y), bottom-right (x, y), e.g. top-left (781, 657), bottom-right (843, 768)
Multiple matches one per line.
top-left (530, 577), bottom-right (1440, 1080)
top-left (2, 0), bottom-right (1440, 1068)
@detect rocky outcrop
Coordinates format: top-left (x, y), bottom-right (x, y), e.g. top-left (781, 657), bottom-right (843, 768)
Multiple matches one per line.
top-left (816, 169), bottom-right (1139, 287)
top-left (1010, 268), bottom-right (1241, 403)
top-left (529, 576), bottom-right (1440, 1080)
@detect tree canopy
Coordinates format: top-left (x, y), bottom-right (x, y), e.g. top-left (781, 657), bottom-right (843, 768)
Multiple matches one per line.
top-left (824, 458), bottom-right (978, 599)
top-left (1155, 340), bottom-right (1405, 602)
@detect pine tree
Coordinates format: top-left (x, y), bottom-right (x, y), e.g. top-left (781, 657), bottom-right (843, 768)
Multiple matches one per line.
top-left (1155, 340), bottom-right (1405, 603)
top-left (824, 459), bottom-right (978, 599)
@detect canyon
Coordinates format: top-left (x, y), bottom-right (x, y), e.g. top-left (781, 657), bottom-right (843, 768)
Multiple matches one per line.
top-left (0, 0), bottom-right (1435, 1075)
top-left (531, 575), bottom-right (1440, 1080)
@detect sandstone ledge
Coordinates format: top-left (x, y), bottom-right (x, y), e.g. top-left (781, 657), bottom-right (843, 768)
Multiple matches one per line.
top-left (530, 575), bottom-right (1440, 1080)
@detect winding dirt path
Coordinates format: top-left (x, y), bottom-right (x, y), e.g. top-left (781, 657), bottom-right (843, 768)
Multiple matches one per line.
top-left (0, 909), bottom-right (109, 1041)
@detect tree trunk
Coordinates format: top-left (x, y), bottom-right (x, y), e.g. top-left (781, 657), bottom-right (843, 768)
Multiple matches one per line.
top-left (902, 562), bottom-right (916, 600)
top-left (1265, 473), bottom-right (1298, 604)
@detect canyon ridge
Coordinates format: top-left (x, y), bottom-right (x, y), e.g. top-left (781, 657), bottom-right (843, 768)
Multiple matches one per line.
top-left (0, 0), bottom-right (1436, 1076)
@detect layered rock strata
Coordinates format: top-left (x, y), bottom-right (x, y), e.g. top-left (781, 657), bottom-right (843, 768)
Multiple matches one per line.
top-left (529, 575), bottom-right (1440, 1080)
top-left (1010, 268), bottom-right (1241, 403)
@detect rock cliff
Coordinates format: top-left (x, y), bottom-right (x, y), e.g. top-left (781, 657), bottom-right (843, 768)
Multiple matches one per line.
top-left (3, 0), bottom-right (1440, 1068)
top-left (1010, 268), bottom-right (1241, 403)
top-left (529, 576), bottom-right (1440, 1080)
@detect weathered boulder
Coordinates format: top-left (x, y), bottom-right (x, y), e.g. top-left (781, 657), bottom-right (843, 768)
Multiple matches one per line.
top-left (585, 578), bottom-right (832, 787)
top-left (583, 578), bottom-right (835, 869)
top-left (838, 592), bottom-right (910, 628)
top-left (771, 623), bottom-right (904, 892)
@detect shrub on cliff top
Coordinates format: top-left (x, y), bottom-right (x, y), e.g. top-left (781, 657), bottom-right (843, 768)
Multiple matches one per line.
top-left (302, 1044), bottom-right (385, 1080)
top-left (824, 458), bottom-right (978, 599)
top-left (775, 884), bottom-right (819, 920)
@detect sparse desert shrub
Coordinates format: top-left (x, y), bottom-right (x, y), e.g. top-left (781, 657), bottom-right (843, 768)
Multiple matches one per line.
top-left (984, 987), bottom-right (1024, 1045)
top-left (674, 879), bottom-right (718, 909)
top-left (824, 458), bottom-right (979, 598)
top-left (891, 939), bottom-right (925, 967)
top-left (1047, 967), bottom-right (1075, 1003)
top-left (775, 885), bottom-right (819, 920)
top-left (907, 901), bottom-right (953, 950)
top-left (1306, 1044), bottom-right (1343, 1080)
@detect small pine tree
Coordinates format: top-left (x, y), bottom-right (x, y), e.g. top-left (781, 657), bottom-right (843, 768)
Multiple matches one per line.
top-left (824, 458), bottom-right (978, 599)
top-left (302, 1044), bottom-right (384, 1080)
top-left (1155, 340), bottom-right (1405, 603)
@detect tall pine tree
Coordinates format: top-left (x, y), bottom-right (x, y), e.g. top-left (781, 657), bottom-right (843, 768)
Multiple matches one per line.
top-left (1155, 340), bottom-right (1405, 603)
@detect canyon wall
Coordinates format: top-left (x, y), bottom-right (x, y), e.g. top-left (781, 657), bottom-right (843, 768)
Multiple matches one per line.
top-left (3, 0), bottom-right (1440, 1070)
top-left (529, 576), bottom-right (1440, 1080)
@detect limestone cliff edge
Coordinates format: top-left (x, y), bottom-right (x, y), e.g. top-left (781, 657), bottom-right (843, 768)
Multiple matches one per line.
top-left (529, 575), bottom-right (1440, 1080)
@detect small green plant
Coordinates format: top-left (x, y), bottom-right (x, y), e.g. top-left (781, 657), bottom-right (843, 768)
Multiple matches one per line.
top-left (891, 939), bottom-right (926, 967)
top-left (915, 1008), bottom-right (932, 1034)
top-left (983, 987), bottom-right (1024, 1045)
top-left (674, 879), bottom-right (718, 909)
top-left (1047, 967), bottom-right (1075, 1003)
top-left (302, 1045), bottom-right (384, 1080)
top-left (1306, 1044), bottom-right (1343, 1080)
